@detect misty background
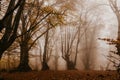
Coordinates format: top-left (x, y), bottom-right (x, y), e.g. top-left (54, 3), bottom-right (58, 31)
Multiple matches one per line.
top-left (0, 0), bottom-right (119, 71)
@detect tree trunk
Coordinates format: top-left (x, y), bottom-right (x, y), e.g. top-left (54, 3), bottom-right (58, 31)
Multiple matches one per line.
top-left (116, 22), bottom-right (120, 73)
top-left (67, 60), bottom-right (75, 70)
top-left (83, 55), bottom-right (90, 70)
top-left (0, 0), bottom-right (25, 59)
top-left (116, 13), bottom-right (120, 56)
top-left (65, 55), bottom-right (76, 70)
top-left (17, 41), bottom-right (32, 71)
top-left (41, 27), bottom-right (49, 71)
top-left (41, 61), bottom-right (49, 71)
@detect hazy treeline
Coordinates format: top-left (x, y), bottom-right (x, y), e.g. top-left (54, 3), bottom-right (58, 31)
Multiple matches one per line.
top-left (0, 0), bottom-right (119, 71)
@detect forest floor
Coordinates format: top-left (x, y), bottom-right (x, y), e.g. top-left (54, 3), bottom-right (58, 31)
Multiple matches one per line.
top-left (0, 70), bottom-right (120, 80)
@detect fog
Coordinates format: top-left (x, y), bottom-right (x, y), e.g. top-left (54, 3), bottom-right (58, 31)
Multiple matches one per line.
top-left (0, 0), bottom-right (119, 71)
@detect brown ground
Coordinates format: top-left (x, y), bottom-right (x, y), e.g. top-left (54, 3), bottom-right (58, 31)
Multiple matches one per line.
top-left (0, 70), bottom-right (120, 80)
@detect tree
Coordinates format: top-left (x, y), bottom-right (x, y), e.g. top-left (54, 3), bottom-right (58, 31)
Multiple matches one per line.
top-left (16, 0), bottom-right (65, 71)
top-left (107, 0), bottom-right (120, 73)
top-left (82, 23), bottom-right (98, 70)
top-left (76, 1), bottom-right (103, 70)
top-left (0, 0), bottom-right (25, 59)
top-left (16, 0), bottom-right (43, 71)
top-left (16, 0), bottom-right (51, 71)
top-left (60, 26), bottom-right (79, 70)
top-left (41, 8), bottom-right (65, 70)
top-left (108, 0), bottom-right (120, 54)
top-left (41, 25), bottom-right (50, 70)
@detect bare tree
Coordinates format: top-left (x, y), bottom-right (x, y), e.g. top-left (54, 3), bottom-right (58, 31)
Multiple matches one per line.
top-left (60, 26), bottom-right (79, 70)
top-left (76, 1), bottom-right (102, 70)
top-left (82, 24), bottom-right (98, 70)
top-left (108, 0), bottom-right (120, 73)
top-left (108, 0), bottom-right (120, 54)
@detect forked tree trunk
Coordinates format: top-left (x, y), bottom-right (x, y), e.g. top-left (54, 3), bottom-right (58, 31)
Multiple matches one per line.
top-left (64, 55), bottom-right (76, 70)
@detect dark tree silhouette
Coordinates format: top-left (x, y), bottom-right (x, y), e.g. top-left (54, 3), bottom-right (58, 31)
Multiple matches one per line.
top-left (0, 0), bottom-right (25, 59)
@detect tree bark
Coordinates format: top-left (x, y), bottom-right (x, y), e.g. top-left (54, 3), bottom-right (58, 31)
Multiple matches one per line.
top-left (0, 0), bottom-right (25, 59)
top-left (17, 41), bottom-right (32, 71)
